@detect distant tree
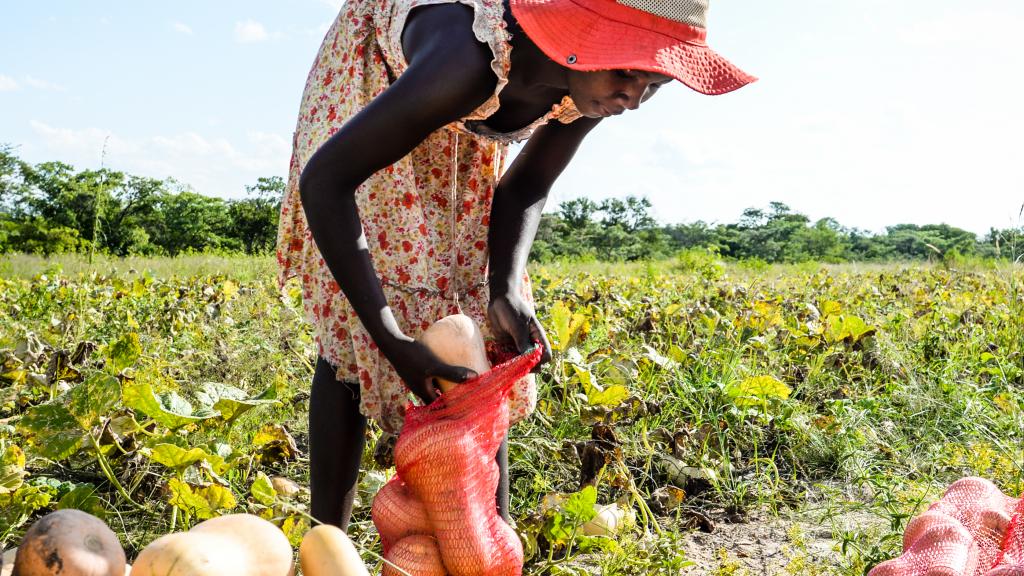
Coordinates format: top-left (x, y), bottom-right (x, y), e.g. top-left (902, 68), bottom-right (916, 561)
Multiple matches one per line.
top-left (559, 198), bottom-right (599, 230)
top-left (228, 176), bottom-right (284, 254)
top-left (663, 221), bottom-right (717, 250)
top-left (149, 189), bottom-right (238, 255)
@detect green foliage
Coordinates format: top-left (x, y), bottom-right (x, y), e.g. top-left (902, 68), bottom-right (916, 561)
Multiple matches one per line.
top-left (1, 251), bottom-right (1023, 572)
top-left (0, 146), bottom-right (281, 257)
top-left (533, 198), bottom-right (1018, 266)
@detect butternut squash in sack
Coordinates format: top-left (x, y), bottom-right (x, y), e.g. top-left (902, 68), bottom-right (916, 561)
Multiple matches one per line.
top-left (418, 314), bottom-right (490, 393)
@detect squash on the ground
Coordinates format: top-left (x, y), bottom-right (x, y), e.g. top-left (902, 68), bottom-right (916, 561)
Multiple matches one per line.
top-left (581, 504), bottom-right (627, 537)
top-left (131, 514), bottom-right (293, 576)
top-left (298, 524), bottom-right (369, 576)
top-left (12, 509), bottom-right (126, 576)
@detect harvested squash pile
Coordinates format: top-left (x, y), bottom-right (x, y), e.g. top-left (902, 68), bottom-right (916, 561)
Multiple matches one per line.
top-left (372, 314), bottom-right (541, 576)
top-left (1, 510), bottom-right (376, 576)
top-left (870, 477), bottom-right (1024, 576)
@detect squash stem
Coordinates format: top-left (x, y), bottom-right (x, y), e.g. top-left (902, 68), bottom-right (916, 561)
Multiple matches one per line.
top-left (88, 432), bottom-right (148, 512)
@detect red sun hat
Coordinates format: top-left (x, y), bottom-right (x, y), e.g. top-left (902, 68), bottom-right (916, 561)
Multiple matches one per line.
top-left (509, 0), bottom-right (757, 95)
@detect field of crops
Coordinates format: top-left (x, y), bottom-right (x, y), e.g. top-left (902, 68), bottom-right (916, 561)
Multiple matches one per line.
top-left (1, 254), bottom-right (1022, 575)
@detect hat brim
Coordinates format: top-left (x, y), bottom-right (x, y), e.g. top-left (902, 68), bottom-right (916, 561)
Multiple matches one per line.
top-left (510, 0), bottom-right (757, 96)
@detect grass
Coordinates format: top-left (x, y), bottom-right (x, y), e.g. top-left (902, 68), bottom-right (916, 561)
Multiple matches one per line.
top-left (1, 253), bottom-right (1023, 574)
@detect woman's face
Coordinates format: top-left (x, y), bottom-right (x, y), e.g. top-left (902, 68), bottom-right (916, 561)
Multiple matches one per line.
top-left (567, 69), bottom-right (673, 118)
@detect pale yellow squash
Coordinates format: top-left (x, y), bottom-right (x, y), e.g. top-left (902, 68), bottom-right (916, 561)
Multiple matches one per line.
top-left (131, 514), bottom-right (293, 576)
top-left (418, 314), bottom-right (491, 392)
top-left (298, 524), bottom-right (369, 576)
top-left (130, 533), bottom-right (246, 576)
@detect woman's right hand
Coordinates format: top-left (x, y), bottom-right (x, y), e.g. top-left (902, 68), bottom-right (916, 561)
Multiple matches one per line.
top-left (380, 335), bottom-right (479, 405)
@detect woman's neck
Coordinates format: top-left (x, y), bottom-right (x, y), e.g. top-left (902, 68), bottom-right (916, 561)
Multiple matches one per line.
top-left (503, 0), bottom-right (569, 94)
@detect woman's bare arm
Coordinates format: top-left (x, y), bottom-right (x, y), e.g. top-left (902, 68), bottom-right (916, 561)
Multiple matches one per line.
top-left (298, 4), bottom-right (497, 401)
top-left (487, 115), bottom-right (602, 362)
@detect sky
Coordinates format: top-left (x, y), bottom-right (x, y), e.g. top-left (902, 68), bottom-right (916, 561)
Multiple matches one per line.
top-left (2, 0), bottom-right (1023, 235)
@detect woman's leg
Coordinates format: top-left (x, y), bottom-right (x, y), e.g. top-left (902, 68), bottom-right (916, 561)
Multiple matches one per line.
top-left (496, 434), bottom-right (510, 522)
top-left (309, 356), bottom-right (367, 530)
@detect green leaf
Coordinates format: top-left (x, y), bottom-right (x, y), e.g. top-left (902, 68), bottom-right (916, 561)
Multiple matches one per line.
top-left (147, 444), bottom-right (211, 472)
top-left (820, 301), bottom-right (842, 316)
top-left (548, 301), bottom-right (589, 352)
top-left (197, 382), bottom-right (278, 423)
top-left (251, 471), bottom-right (276, 506)
top-left (725, 375), bottom-right (792, 408)
top-left (16, 403), bottom-right (83, 460)
top-left (824, 315), bottom-right (876, 345)
top-left (167, 477), bottom-right (210, 520)
top-left (106, 332), bottom-right (142, 371)
top-left (251, 424), bottom-right (298, 463)
top-left (543, 486), bottom-right (598, 548)
top-left (66, 374), bottom-right (121, 430)
top-left (0, 484), bottom-right (53, 531)
top-left (57, 483), bottom-right (107, 518)
top-left (196, 484), bottom-right (237, 515)
top-left (281, 515), bottom-right (309, 547)
top-left (563, 486), bottom-right (598, 524)
top-left (0, 442), bottom-right (26, 494)
top-left (220, 280), bottom-right (239, 301)
top-left (123, 379), bottom-right (218, 429)
top-left (588, 385), bottom-right (631, 408)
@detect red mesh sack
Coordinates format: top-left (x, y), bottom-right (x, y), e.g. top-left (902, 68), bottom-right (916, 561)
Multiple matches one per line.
top-left (373, 345), bottom-right (542, 576)
top-left (869, 477), bottom-right (1024, 576)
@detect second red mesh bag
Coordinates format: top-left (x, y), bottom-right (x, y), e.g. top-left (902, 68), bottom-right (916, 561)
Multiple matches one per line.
top-left (373, 345), bottom-right (542, 576)
top-left (869, 477), bottom-right (1024, 576)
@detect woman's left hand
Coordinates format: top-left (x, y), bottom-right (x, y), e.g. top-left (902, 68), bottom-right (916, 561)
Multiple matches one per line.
top-left (487, 293), bottom-right (552, 371)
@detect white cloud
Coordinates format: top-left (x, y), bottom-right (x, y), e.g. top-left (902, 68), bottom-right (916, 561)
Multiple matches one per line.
top-left (171, 21), bottom-right (194, 35)
top-left (23, 76), bottom-right (66, 92)
top-left (319, 0), bottom-right (344, 11)
top-left (234, 20), bottom-right (269, 43)
top-left (302, 20), bottom-right (333, 38)
top-left (0, 75), bottom-right (19, 92)
top-left (28, 121), bottom-right (290, 198)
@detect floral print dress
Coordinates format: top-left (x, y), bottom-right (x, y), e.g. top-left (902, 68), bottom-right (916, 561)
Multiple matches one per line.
top-left (276, 0), bottom-right (581, 434)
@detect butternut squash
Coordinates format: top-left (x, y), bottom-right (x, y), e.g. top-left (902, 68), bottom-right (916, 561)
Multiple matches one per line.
top-left (130, 532), bottom-right (247, 576)
top-left (381, 535), bottom-right (445, 576)
top-left (371, 477), bottom-right (432, 546)
top-left (418, 314), bottom-right (490, 392)
top-left (867, 558), bottom-right (907, 576)
top-left (903, 510), bottom-right (962, 551)
top-left (131, 514), bottom-right (293, 576)
top-left (581, 504), bottom-right (627, 537)
top-left (13, 509), bottom-right (126, 576)
top-left (298, 525), bottom-right (369, 576)
top-left (984, 566), bottom-right (1024, 576)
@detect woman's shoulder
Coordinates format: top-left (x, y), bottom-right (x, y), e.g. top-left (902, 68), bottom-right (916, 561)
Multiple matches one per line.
top-left (401, 3), bottom-right (494, 67)
top-left (395, 4), bottom-right (499, 105)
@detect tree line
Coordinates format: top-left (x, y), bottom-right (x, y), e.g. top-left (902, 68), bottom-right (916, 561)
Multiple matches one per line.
top-left (1, 145), bottom-right (281, 257)
top-left (2, 145), bottom-right (1021, 262)
top-left (532, 198), bottom-right (1023, 264)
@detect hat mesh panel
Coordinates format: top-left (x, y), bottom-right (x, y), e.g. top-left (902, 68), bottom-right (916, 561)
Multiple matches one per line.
top-left (616, 0), bottom-right (709, 29)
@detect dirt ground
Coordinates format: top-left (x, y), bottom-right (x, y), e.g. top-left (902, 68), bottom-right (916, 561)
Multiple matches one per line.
top-left (680, 512), bottom-right (840, 575)
top-left (559, 505), bottom-right (886, 575)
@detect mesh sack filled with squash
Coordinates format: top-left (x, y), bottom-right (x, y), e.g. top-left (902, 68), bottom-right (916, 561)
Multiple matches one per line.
top-left (869, 477), bottom-right (1024, 576)
top-left (372, 314), bottom-right (539, 576)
